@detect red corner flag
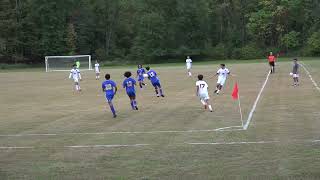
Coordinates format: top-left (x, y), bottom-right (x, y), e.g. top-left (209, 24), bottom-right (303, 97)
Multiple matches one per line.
top-left (232, 83), bottom-right (239, 100)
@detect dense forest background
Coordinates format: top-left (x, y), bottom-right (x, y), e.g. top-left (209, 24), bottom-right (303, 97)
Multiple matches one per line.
top-left (0, 0), bottom-right (320, 64)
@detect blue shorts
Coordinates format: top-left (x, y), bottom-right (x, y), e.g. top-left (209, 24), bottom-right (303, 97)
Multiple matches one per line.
top-left (138, 76), bottom-right (144, 81)
top-left (151, 81), bottom-right (161, 88)
top-left (126, 91), bottom-right (136, 97)
top-left (105, 94), bottom-right (114, 102)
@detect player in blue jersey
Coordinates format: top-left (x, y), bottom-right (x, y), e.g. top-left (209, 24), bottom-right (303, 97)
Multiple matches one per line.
top-left (136, 64), bottom-right (146, 89)
top-left (102, 74), bottom-right (118, 118)
top-left (123, 71), bottom-right (138, 110)
top-left (145, 66), bottom-right (164, 97)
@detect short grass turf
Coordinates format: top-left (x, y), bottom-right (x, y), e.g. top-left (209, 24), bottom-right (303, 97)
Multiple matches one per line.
top-left (0, 59), bottom-right (320, 179)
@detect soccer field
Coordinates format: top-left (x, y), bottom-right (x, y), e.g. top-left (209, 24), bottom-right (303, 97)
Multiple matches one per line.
top-left (0, 60), bottom-right (320, 179)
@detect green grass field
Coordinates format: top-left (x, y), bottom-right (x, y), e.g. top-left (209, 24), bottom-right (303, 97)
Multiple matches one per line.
top-left (0, 59), bottom-right (320, 179)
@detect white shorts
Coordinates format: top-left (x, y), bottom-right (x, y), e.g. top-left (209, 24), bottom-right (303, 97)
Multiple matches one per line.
top-left (187, 65), bottom-right (192, 70)
top-left (217, 77), bottom-right (227, 86)
top-left (199, 92), bottom-right (210, 101)
top-left (293, 74), bottom-right (299, 78)
top-left (73, 78), bottom-right (79, 83)
top-left (95, 69), bottom-right (100, 73)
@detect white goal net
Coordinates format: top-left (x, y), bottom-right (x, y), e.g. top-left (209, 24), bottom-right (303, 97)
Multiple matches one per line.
top-left (45, 55), bottom-right (92, 72)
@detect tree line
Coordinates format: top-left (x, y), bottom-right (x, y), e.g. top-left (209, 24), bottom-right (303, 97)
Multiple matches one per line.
top-left (0, 0), bottom-right (320, 64)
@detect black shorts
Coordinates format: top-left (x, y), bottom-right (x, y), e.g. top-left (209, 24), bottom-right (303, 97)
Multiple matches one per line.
top-left (269, 62), bottom-right (275, 67)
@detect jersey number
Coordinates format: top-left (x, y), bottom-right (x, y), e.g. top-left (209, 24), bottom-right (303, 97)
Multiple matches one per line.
top-left (149, 72), bottom-right (155, 77)
top-left (127, 81), bottom-right (133, 87)
top-left (105, 84), bottom-right (113, 90)
top-left (200, 84), bottom-right (205, 88)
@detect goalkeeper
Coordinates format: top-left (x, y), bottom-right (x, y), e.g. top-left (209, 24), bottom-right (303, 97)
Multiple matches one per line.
top-left (76, 60), bottom-right (80, 69)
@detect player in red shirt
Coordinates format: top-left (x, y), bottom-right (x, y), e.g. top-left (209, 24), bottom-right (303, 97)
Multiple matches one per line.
top-left (268, 52), bottom-right (276, 73)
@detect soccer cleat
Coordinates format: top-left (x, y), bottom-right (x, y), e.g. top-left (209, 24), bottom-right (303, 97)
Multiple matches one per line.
top-left (113, 115), bottom-right (117, 118)
top-left (157, 94), bottom-right (160, 97)
top-left (214, 90), bottom-right (217, 94)
top-left (135, 106), bottom-right (139, 110)
top-left (161, 94), bottom-right (165, 97)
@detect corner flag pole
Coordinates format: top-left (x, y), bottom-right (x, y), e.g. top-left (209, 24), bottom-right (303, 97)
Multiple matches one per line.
top-left (238, 91), bottom-right (244, 127)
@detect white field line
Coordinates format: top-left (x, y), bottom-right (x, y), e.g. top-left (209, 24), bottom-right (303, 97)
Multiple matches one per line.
top-left (65, 144), bottom-right (150, 148)
top-left (187, 140), bottom-right (280, 145)
top-left (2, 140), bottom-right (320, 150)
top-left (0, 127), bottom-right (245, 137)
top-left (300, 62), bottom-right (320, 93)
top-left (243, 71), bottom-right (271, 130)
top-left (0, 146), bottom-right (34, 149)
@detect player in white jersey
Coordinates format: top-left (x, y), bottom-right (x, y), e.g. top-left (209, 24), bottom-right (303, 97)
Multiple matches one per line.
top-left (196, 74), bottom-right (213, 112)
top-left (214, 64), bottom-right (230, 94)
top-left (69, 64), bottom-right (82, 92)
top-left (95, 60), bottom-right (100, 80)
top-left (186, 56), bottom-right (192, 77)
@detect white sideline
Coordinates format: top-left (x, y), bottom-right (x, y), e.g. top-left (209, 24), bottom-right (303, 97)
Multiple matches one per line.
top-left (0, 127), bottom-right (245, 137)
top-left (0, 146), bottom-right (34, 149)
top-left (187, 140), bottom-right (280, 145)
top-left (243, 71), bottom-right (271, 130)
top-left (300, 62), bottom-right (320, 93)
top-left (65, 144), bottom-right (150, 148)
top-left (2, 140), bottom-right (320, 150)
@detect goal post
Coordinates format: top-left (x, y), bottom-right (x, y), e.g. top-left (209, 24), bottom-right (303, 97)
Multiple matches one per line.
top-left (45, 55), bottom-right (92, 72)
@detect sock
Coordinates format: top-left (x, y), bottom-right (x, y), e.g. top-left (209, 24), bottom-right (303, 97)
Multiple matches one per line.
top-left (110, 105), bottom-right (116, 115)
top-left (208, 105), bottom-right (213, 111)
top-left (216, 89), bottom-right (220, 94)
top-left (159, 88), bottom-right (163, 95)
top-left (188, 72), bottom-right (192, 76)
top-left (200, 100), bottom-right (206, 105)
top-left (130, 101), bottom-right (134, 109)
top-left (139, 83), bottom-right (143, 89)
top-left (98, 76), bottom-right (100, 79)
top-left (75, 85), bottom-right (79, 91)
top-left (155, 89), bottom-right (159, 96)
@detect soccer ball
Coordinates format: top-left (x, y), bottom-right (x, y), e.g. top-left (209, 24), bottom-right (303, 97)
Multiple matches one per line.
top-left (289, 72), bottom-right (293, 76)
top-left (143, 74), bottom-right (149, 78)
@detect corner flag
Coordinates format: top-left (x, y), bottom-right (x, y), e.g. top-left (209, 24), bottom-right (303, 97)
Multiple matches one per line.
top-left (232, 82), bottom-right (243, 127)
top-left (232, 83), bottom-right (239, 100)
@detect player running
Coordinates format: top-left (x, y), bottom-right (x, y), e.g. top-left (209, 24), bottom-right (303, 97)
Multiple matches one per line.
top-left (95, 60), bottom-right (100, 80)
top-left (214, 64), bottom-right (230, 95)
top-left (186, 56), bottom-right (192, 77)
top-left (136, 64), bottom-right (146, 89)
top-left (69, 64), bottom-right (82, 92)
top-left (196, 75), bottom-right (213, 112)
top-left (145, 66), bottom-right (165, 97)
top-left (123, 71), bottom-right (139, 110)
top-left (290, 58), bottom-right (300, 87)
top-left (268, 52), bottom-right (276, 73)
top-left (102, 74), bottom-right (117, 118)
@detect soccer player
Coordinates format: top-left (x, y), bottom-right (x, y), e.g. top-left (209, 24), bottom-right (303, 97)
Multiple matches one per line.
top-left (123, 71), bottom-right (138, 110)
top-left (102, 74), bottom-right (117, 118)
top-left (291, 58), bottom-right (300, 86)
top-left (214, 64), bottom-right (230, 95)
top-left (69, 64), bottom-right (82, 92)
top-left (196, 74), bottom-right (213, 112)
top-left (136, 64), bottom-right (146, 89)
top-left (268, 52), bottom-right (276, 73)
top-left (145, 66), bottom-right (165, 97)
top-left (95, 60), bottom-right (100, 80)
top-left (186, 56), bottom-right (192, 77)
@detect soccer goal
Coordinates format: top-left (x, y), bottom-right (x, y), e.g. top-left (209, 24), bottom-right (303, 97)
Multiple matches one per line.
top-left (45, 55), bottom-right (92, 72)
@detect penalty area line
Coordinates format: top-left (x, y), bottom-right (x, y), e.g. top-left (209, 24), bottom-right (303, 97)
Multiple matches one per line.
top-left (243, 71), bottom-right (271, 130)
top-left (300, 62), bottom-right (320, 93)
